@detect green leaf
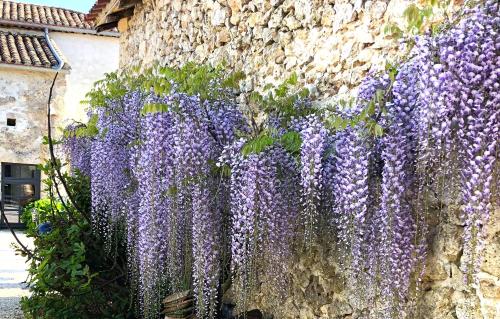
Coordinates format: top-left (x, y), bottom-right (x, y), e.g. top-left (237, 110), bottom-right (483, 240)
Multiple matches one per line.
top-left (141, 103), bottom-right (169, 115)
top-left (298, 88), bottom-right (310, 99)
top-left (220, 164), bottom-right (231, 178)
top-left (375, 89), bottom-right (385, 103)
top-left (404, 4), bottom-right (420, 24)
top-left (384, 23), bottom-right (403, 38)
top-left (280, 131), bottom-right (302, 154)
top-left (166, 185), bottom-right (178, 197)
top-left (422, 6), bottom-right (434, 18)
top-left (38, 257), bottom-right (50, 271)
top-left (249, 92), bottom-right (263, 104)
top-left (263, 83), bottom-right (274, 91)
top-left (286, 73), bottom-right (298, 86)
top-left (374, 124), bottom-right (384, 137)
top-left (241, 133), bottom-right (275, 156)
top-left (222, 70), bottom-right (245, 89)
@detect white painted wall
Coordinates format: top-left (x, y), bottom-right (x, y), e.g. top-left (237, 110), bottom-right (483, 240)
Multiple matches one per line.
top-left (0, 31), bottom-right (119, 202)
top-left (50, 32), bottom-right (120, 124)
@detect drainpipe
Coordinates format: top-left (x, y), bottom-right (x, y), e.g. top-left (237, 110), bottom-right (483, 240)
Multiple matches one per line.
top-left (44, 28), bottom-right (65, 71)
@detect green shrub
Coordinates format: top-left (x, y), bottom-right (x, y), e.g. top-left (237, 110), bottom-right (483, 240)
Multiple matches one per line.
top-left (19, 170), bottom-right (135, 319)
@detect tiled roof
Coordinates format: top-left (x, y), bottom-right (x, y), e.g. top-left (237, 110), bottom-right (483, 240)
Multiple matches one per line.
top-left (86, 0), bottom-right (138, 31)
top-left (0, 0), bottom-right (92, 31)
top-left (86, 0), bottom-right (112, 23)
top-left (0, 30), bottom-right (60, 69)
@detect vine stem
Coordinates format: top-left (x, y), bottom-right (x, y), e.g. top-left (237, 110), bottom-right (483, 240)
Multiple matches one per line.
top-left (0, 201), bottom-right (35, 259)
top-left (46, 72), bottom-right (92, 224)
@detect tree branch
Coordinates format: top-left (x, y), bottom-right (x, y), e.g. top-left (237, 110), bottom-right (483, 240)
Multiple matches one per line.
top-left (0, 201), bottom-right (35, 259)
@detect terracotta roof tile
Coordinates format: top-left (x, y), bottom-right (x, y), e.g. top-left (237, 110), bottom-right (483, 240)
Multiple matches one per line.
top-left (0, 0), bottom-right (92, 30)
top-left (0, 30), bottom-right (61, 69)
top-left (86, 0), bottom-right (113, 22)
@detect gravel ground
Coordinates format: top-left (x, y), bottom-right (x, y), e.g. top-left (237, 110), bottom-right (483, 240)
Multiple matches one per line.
top-left (0, 297), bottom-right (24, 319)
top-left (0, 230), bottom-right (31, 319)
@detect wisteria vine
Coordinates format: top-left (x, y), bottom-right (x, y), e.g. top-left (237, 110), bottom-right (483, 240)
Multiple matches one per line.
top-left (62, 3), bottom-right (498, 318)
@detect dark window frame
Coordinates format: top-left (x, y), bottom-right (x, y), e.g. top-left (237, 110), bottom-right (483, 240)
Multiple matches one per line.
top-left (1, 162), bottom-right (41, 229)
top-left (6, 118), bottom-right (16, 126)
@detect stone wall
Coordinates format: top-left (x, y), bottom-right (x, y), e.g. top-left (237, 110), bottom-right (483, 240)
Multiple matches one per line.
top-left (120, 0), bottom-right (410, 97)
top-left (0, 69), bottom-right (66, 169)
top-left (119, 1), bottom-right (500, 318)
top-left (245, 207), bottom-right (500, 319)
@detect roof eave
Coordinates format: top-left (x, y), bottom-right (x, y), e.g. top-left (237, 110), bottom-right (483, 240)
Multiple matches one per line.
top-left (0, 63), bottom-right (71, 74)
top-left (88, 0), bottom-right (141, 31)
top-left (0, 19), bottom-right (119, 37)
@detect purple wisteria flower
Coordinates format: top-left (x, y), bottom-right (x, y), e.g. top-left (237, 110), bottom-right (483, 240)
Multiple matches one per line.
top-left (60, 4), bottom-right (499, 316)
top-left (62, 123), bottom-right (92, 176)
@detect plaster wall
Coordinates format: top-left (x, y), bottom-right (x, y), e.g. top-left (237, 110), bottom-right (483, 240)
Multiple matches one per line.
top-left (0, 32), bottom-right (118, 165)
top-left (0, 31), bottom-right (118, 204)
top-left (0, 68), bottom-right (66, 206)
top-left (50, 32), bottom-right (120, 125)
top-left (0, 69), bottom-right (65, 166)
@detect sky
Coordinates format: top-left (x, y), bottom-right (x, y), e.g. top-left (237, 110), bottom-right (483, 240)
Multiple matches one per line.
top-left (14, 0), bottom-right (97, 13)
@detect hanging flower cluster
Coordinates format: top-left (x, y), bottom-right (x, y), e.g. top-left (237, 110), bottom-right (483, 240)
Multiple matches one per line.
top-left (330, 75), bottom-right (390, 310)
top-left (61, 3), bottom-right (498, 318)
top-left (415, 1), bottom-right (499, 282)
top-left (379, 62), bottom-right (421, 315)
top-left (62, 123), bottom-right (92, 176)
top-left (329, 2), bottom-right (499, 315)
top-left (90, 92), bottom-right (143, 233)
top-left (133, 92), bottom-right (246, 318)
top-left (221, 139), bottom-right (300, 310)
top-left (297, 115), bottom-right (328, 245)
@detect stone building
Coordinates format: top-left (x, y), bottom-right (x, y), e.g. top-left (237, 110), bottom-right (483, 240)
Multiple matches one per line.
top-left (0, 0), bottom-right (119, 227)
top-left (87, 0), bottom-right (500, 318)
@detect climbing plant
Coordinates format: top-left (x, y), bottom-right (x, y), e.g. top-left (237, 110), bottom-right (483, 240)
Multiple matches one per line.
top-left (62, 2), bottom-right (499, 318)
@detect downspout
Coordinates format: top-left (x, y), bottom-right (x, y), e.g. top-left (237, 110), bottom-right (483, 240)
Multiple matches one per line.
top-left (44, 28), bottom-right (65, 71)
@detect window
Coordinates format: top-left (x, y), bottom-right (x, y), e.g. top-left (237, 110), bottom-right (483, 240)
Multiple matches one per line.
top-left (3, 183), bottom-right (36, 206)
top-left (1, 163), bottom-right (41, 228)
top-left (7, 118), bottom-right (16, 126)
top-left (3, 163), bottom-right (37, 179)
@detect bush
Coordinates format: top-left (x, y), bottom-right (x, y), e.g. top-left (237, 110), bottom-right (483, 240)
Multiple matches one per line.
top-left (19, 170), bottom-right (135, 319)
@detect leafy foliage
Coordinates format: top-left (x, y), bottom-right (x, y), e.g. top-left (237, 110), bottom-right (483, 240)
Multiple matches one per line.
top-left (384, 0), bottom-right (451, 38)
top-left (84, 63), bottom-right (244, 114)
top-left (19, 169), bottom-right (134, 319)
top-left (240, 132), bottom-right (275, 156)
